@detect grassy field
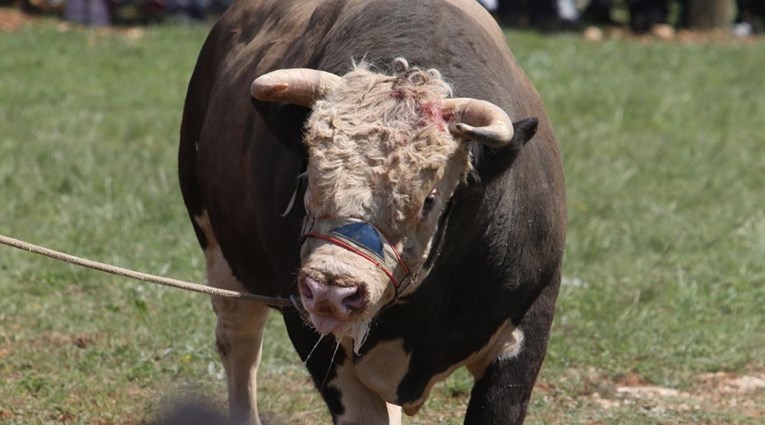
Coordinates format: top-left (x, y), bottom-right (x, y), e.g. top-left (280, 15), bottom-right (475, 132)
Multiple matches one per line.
top-left (1, 13), bottom-right (763, 425)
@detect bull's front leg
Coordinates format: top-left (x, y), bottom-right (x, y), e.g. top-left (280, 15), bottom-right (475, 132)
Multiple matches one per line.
top-left (464, 285), bottom-right (558, 425)
top-left (199, 211), bottom-right (271, 425)
top-left (212, 297), bottom-right (270, 425)
top-left (465, 343), bottom-right (538, 424)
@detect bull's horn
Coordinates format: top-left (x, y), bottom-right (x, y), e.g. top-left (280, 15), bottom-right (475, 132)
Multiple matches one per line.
top-left (443, 98), bottom-right (514, 148)
top-left (250, 69), bottom-right (344, 107)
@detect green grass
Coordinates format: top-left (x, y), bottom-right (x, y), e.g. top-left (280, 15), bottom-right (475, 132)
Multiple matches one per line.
top-left (1, 19), bottom-right (763, 425)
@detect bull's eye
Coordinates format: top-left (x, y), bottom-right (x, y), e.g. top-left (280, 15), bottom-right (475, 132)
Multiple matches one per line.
top-left (419, 193), bottom-right (437, 219)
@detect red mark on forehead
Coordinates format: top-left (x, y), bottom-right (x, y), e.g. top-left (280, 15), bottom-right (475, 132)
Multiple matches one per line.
top-left (389, 88), bottom-right (448, 132)
top-left (421, 100), bottom-right (447, 132)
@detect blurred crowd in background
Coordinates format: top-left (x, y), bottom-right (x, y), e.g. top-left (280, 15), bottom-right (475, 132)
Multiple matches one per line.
top-left (6, 0), bottom-right (231, 25)
top-left (3, 0), bottom-right (764, 37)
top-left (479, 0), bottom-right (765, 36)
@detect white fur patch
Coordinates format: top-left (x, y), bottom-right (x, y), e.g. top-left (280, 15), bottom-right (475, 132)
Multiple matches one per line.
top-left (330, 357), bottom-right (397, 425)
top-left (386, 403), bottom-right (402, 425)
top-left (466, 321), bottom-right (524, 380)
top-left (194, 209), bottom-right (218, 249)
top-left (349, 319), bottom-right (372, 355)
top-left (354, 339), bottom-right (412, 403)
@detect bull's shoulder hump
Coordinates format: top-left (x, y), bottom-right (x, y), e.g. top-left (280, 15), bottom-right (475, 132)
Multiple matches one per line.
top-left (440, 0), bottom-right (509, 50)
top-left (202, 0), bottom-right (513, 83)
top-left (210, 0), bottom-right (339, 72)
top-left (220, 0), bottom-right (321, 29)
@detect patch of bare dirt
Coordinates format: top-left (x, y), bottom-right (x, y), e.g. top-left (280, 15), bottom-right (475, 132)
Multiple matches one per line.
top-left (72, 333), bottom-right (99, 349)
top-left (2, 331), bottom-right (105, 354)
top-left (0, 409), bottom-right (14, 421)
top-left (47, 410), bottom-right (77, 423)
top-left (614, 372), bottom-right (650, 387)
top-left (697, 371), bottom-right (765, 393)
top-left (0, 6), bottom-right (34, 32)
top-left (536, 368), bottom-right (764, 420)
top-left (580, 370), bottom-right (765, 418)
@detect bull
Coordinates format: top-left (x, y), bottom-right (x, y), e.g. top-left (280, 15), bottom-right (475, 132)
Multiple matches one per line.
top-left (178, 0), bottom-right (567, 424)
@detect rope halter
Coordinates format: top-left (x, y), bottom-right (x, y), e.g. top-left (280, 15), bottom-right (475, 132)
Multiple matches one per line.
top-left (301, 216), bottom-right (414, 298)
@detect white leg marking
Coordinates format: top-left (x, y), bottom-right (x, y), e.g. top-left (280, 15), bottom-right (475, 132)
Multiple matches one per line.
top-left (196, 211), bottom-right (270, 425)
top-left (354, 338), bottom-right (411, 403)
top-left (466, 320), bottom-right (524, 380)
top-left (330, 352), bottom-right (396, 425)
top-left (386, 403), bottom-right (402, 425)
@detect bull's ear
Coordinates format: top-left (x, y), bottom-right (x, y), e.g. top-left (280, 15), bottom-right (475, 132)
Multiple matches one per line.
top-left (495, 116), bottom-right (538, 159)
top-left (511, 117), bottom-right (539, 146)
top-left (468, 117), bottom-right (539, 183)
top-left (251, 98), bottom-right (310, 154)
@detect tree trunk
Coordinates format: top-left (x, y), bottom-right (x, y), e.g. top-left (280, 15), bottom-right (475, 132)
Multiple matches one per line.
top-left (685, 0), bottom-right (731, 29)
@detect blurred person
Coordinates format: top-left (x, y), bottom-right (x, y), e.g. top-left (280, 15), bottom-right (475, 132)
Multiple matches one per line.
top-left (626, 0), bottom-right (671, 33)
top-left (19, 0), bottom-right (65, 15)
top-left (580, 0), bottom-right (615, 25)
top-left (496, 0), bottom-right (579, 31)
top-left (580, 0), bottom-right (687, 33)
top-left (109, 0), bottom-right (166, 24)
top-left (477, 0), bottom-right (498, 12)
top-left (733, 0), bottom-right (765, 36)
top-left (165, 0), bottom-right (208, 21)
top-left (64, 0), bottom-right (111, 26)
top-left (164, 0), bottom-right (232, 22)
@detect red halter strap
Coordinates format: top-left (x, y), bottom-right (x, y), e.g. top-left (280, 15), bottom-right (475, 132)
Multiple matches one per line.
top-left (303, 232), bottom-right (405, 288)
top-left (301, 217), bottom-right (412, 296)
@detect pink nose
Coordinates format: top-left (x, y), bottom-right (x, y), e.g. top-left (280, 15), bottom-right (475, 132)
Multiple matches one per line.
top-left (299, 275), bottom-right (366, 320)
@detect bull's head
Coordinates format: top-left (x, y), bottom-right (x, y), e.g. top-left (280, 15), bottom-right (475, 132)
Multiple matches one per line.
top-left (252, 59), bottom-right (525, 349)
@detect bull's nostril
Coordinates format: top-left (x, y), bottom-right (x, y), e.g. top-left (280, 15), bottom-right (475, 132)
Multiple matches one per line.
top-left (301, 286), bottom-right (313, 300)
top-left (341, 287), bottom-right (365, 312)
top-left (299, 275), bottom-right (364, 319)
top-left (300, 276), bottom-right (319, 300)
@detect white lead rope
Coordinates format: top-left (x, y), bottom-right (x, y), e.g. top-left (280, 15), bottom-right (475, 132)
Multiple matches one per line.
top-left (0, 234), bottom-right (294, 307)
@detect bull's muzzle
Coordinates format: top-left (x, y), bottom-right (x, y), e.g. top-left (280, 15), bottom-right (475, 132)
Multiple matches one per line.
top-left (297, 272), bottom-right (366, 335)
top-left (300, 217), bottom-right (412, 295)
